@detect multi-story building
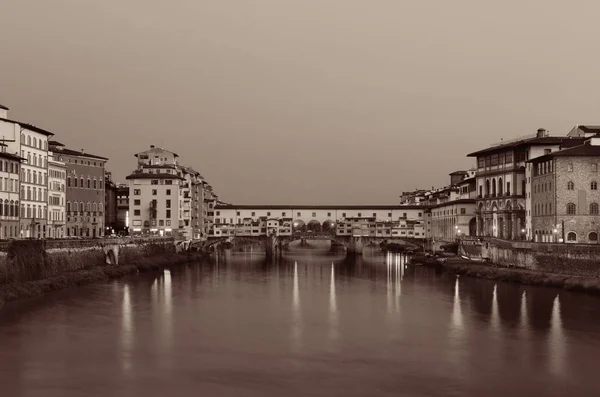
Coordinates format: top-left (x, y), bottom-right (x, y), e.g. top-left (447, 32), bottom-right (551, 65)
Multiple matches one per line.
top-left (426, 170), bottom-right (477, 243)
top-left (50, 141), bottom-right (108, 238)
top-left (116, 184), bottom-right (129, 235)
top-left (0, 105), bottom-right (54, 238)
top-left (0, 144), bottom-right (23, 239)
top-left (467, 128), bottom-right (584, 240)
top-left (529, 136), bottom-right (600, 244)
top-left (104, 171), bottom-right (118, 235)
top-left (47, 150), bottom-right (66, 238)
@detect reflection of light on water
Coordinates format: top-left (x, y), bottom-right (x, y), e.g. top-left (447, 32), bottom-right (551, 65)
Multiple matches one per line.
top-left (161, 270), bottom-right (173, 367)
top-left (520, 290), bottom-right (529, 332)
top-left (291, 261), bottom-right (302, 351)
top-left (387, 253), bottom-right (393, 314)
top-left (329, 263), bottom-right (338, 342)
top-left (121, 285), bottom-right (133, 373)
top-left (491, 284), bottom-right (500, 331)
top-left (549, 294), bottom-right (566, 377)
top-left (451, 277), bottom-right (463, 332)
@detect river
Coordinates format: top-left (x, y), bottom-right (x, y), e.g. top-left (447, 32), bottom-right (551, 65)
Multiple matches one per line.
top-left (1, 244), bottom-right (600, 396)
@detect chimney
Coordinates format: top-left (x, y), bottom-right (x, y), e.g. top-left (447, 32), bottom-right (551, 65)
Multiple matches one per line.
top-left (81, 149), bottom-right (85, 154)
top-left (150, 145), bottom-right (155, 149)
top-left (536, 128), bottom-right (547, 138)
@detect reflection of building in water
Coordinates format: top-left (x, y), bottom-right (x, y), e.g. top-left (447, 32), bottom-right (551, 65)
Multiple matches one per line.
top-left (386, 253), bottom-right (405, 314)
top-left (490, 284), bottom-right (500, 331)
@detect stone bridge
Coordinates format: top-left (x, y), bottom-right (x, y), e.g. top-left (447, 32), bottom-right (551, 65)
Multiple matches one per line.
top-left (207, 232), bottom-right (423, 259)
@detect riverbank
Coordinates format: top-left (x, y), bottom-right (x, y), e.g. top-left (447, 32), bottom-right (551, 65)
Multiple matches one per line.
top-left (436, 257), bottom-right (600, 295)
top-left (0, 252), bottom-right (203, 307)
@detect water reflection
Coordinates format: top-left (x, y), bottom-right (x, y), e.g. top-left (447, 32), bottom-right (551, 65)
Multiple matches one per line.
top-left (291, 261), bottom-right (302, 352)
top-left (121, 285), bottom-right (133, 373)
top-left (2, 249), bottom-right (600, 397)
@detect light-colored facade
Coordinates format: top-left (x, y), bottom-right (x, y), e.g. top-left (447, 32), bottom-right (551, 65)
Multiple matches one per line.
top-left (426, 171), bottom-right (477, 243)
top-left (211, 206), bottom-right (426, 239)
top-left (529, 137), bottom-right (600, 244)
top-left (47, 152), bottom-right (66, 238)
top-left (0, 146), bottom-right (22, 239)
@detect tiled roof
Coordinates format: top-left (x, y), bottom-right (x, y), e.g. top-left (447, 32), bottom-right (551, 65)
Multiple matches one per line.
top-left (0, 104), bottom-right (8, 111)
top-left (528, 144), bottom-right (600, 163)
top-left (214, 204), bottom-right (427, 210)
top-left (467, 136), bottom-right (586, 157)
top-left (55, 147), bottom-right (108, 161)
top-left (48, 140), bottom-right (65, 147)
top-left (0, 152), bottom-right (23, 162)
top-left (125, 172), bottom-right (185, 181)
top-left (0, 117), bottom-right (54, 137)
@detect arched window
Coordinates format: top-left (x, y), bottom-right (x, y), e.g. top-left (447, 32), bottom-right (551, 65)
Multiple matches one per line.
top-left (0, 199), bottom-right (4, 216)
top-left (67, 202), bottom-right (71, 212)
top-left (27, 153), bottom-right (31, 164)
top-left (567, 203), bottom-right (576, 215)
top-left (27, 136), bottom-right (31, 146)
top-left (498, 177), bottom-right (503, 196)
top-left (568, 163), bottom-right (574, 172)
top-left (87, 202), bottom-right (91, 212)
top-left (32, 137), bottom-right (37, 148)
top-left (20, 204), bottom-right (25, 218)
top-left (589, 232), bottom-right (598, 242)
top-left (567, 232), bottom-right (577, 242)
top-left (80, 177), bottom-right (84, 187)
top-left (567, 181), bottom-right (574, 190)
top-left (92, 202), bottom-right (97, 212)
top-left (4, 201), bottom-right (9, 216)
top-left (492, 179), bottom-right (497, 197)
top-left (20, 186), bottom-right (25, 200)
top-left (33, 172), bottom-right (37, 184)
top-left (591, 203), bottom-right (599, 215)
top-left (9, 201), bottom-right (14, 217)
top-left (26, 187), bottom-right (31, 200)
top-left (485, 179), bottom-right (490, 196)
top-left (87, 178), bottom-right (91, 188)
top-left (20, 133), bottom-right (25, 142)
top-left (13, 201), bottom-right (17, 217)
top-left (32, 155), bottom-right (37, 167)
top-left (592, 181), bottom-right (598, 190)
top-left (67, 177), bottom-right (71, 187)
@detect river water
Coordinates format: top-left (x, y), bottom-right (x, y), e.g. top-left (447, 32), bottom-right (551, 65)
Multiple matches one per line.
top-left (1, 244), bottom-right (600, 397)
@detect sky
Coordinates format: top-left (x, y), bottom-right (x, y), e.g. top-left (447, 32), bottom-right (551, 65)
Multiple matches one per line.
top-left (1, 0), bottom-right (600, 204)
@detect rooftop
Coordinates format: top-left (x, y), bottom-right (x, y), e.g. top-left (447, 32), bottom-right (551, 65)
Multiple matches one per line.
top-left (467, 136), bottom-right (585, 157)
top-left (527, 143), bottom-right (600, 163)
top-left (0, 117), bottom-right (54, 137)
top-left (0, 151), bottom-right (23, 162)
top-left (54, 147), bottom-right (108, 161)
top-left (125, 172), bottom-right (185, 181)
top-left (214, 204), bottom-right (428, 210)
top-left (48, 140), bottom-right (65, 147)
top-left (0, 104), bottom-right (8, 111)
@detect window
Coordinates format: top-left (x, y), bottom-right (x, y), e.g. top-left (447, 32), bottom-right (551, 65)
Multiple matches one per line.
top-left (94, 179), bottom-right (97, 189)
top-left (166, 210), bottom-right (171, 218)
top-left (267, 212), bottom-right (271, 216)
top-left (567, 203), bottom-right (576, 215)
top-left (567, 232), bottom-right (577, 242)
top-left (134, 209), bottom-right (141, 216)
top-left (589, 232), bottom-right (598, 242)
top-left (418, 212), bottom-right (422, 217)
top-left (591, 203), bottom-right (599, 215)
top-left (506, 181), bottom-right (511, 195)
top-left (159, 220), bottom-right (164, 226)
top-left (236, 211), bottom-right (241, 216)
top-left (252, 212), bottom-right (256, 216)
top-left (166, 189), bottom-right (171, 196)
top-left (312, 212), bottom-right (316, 217)
top-left (593, 164), bottom-right (598, 172)
top-left (567, 163), bottom-right (573, 172)
top-left (460, 208), bottom-right (466, 215)
top-left (388, 212), bottom-right (392, 217)
top-left (134, 199), bottom-right (141, 206)
top-left (567, 181), bottom-right (574, 190)
top-left (152, 189), bottom-right (157, 195)
top-left (592, 181), bottom-right (598, 190)
top-left (342, 213), bottom-right (346, 218)
top-left (134, 189), bottom-right (141, 195)
top-left (166, 220), bottom-right (171, 226)
top-left (282, 212), bottom-right (286, 217)
top-left (151, 180), bottom-right (158, 185)
top-left (297, 212), bottom-right (301, 217)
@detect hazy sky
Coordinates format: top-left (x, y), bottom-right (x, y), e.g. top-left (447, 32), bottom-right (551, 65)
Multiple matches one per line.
top-left (1, 0), bottom-right (599, 204)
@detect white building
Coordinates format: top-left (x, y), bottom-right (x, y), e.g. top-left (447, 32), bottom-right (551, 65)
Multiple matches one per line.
top-left (0, 144), bottom-right (23, 239)
top-left (0, 106), bottom-right (53, 238)
top-left (47, 152), bottom-right (66, 238)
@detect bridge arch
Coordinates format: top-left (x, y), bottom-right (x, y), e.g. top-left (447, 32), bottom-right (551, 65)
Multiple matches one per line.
top-left (322, 219), bottom-right (335, 233)
top-left (293, 220), bottom-right (306, 232)
top-left (307, 220), bottom-right (322, 232)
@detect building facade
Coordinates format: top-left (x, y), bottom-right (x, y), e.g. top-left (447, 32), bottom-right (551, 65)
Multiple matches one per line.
top-left (116, 184), bottom-right (129, 235)
top-left (50, 141), bottom-right (108, 238)
top-left (0, 146), bottom-right (22, 239)
top-left (467, 128), bottom-right (585, 241)
top-left (47, 151), bottom-right (66, 238)
top-left (529, 137), bottom-right (600, 244)
top-left (104, 171), bottom-right (118, 235)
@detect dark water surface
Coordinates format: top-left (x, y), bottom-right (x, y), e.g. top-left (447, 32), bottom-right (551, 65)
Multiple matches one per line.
top-left (1, 245), bottom-right (600, 397)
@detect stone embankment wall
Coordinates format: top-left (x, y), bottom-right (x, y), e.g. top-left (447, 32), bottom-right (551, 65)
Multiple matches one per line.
top-left (459, 237), bottom-right (600, 277)
top-left (0, 238), bottom-right (176, 286)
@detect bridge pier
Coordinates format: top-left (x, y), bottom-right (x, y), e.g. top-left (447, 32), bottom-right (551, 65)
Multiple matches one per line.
top-left (347, 236), bottom-right (364, 256)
